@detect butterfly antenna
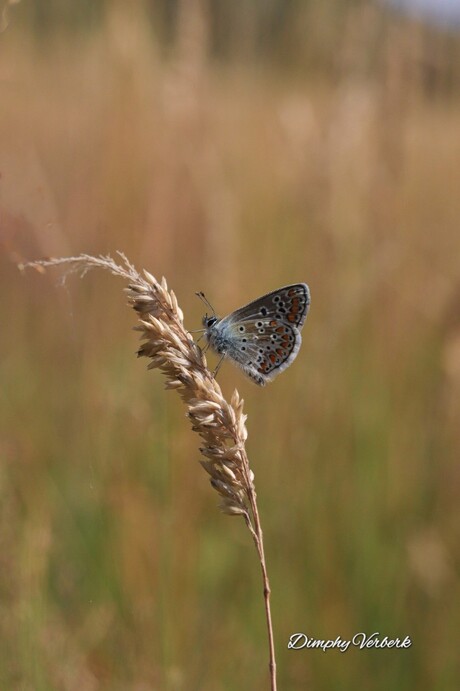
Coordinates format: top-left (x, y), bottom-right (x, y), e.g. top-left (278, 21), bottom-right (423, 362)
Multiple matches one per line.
top-left (195, 291), bottom-right (216, 316)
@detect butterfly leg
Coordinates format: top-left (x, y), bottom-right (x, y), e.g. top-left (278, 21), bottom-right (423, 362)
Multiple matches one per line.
top-left (212, 354), bottom-right (225, 379)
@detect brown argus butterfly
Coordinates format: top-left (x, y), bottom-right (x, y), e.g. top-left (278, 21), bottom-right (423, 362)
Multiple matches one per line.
top-left (198, 284), bottom-right (310, 385)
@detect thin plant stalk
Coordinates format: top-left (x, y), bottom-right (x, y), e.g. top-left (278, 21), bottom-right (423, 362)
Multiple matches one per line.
top-left (21, 253), bottom-right (278, 691)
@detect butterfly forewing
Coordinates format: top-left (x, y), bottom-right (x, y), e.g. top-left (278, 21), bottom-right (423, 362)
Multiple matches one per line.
top-left (222, 283), bottom-right (310, 329)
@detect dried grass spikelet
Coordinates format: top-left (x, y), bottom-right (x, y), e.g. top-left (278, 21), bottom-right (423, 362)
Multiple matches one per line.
top-left (129, 271), bottom-right (255, 522)
top-left (21, 254), bottom-right (255, 523)
top-left (21, 252), bottom-right (277, 689)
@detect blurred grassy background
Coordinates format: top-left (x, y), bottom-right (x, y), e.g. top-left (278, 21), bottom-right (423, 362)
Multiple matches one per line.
top-left (1, 1), bottom-right (460, 689)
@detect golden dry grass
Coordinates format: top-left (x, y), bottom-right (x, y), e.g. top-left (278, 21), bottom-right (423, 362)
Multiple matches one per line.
top-left (1, 3), bottom-right (460, 690)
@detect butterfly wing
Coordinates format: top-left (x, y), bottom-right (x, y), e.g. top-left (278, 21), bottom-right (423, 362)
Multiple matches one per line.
top-left (219, 284), bottom-right (310, 385)
top-left (222, 283), bottom-right (310, 329)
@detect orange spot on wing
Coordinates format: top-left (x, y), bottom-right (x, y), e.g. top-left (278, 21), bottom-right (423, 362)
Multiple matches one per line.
top-left (269, 353), bottom-right (276, 363)
top-left (270, 320), bottom-right (277, 327)
top-left (276, 326), bottom-right (284, 333)
top-left (288, 314), bottom-right (296, 322)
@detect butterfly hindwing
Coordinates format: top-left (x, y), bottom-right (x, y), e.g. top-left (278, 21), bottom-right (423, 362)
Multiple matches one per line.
top-left (223, 318), bottom-right (301, 382)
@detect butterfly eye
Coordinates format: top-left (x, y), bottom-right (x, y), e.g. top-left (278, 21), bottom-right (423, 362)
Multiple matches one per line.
top-left (206, 317), bottom-right (217, 327)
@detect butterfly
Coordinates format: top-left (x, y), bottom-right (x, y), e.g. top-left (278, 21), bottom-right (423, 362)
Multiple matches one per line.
top-left (197, 284), bottom-right (310, 386)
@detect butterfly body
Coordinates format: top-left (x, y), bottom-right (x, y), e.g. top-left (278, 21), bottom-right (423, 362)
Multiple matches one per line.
top-left (202, 283), bottom-right (310, 386)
